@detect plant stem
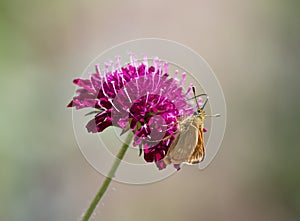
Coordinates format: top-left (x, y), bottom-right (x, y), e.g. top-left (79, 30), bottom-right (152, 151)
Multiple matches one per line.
top-left (81, 132), bottom-right (133, 221)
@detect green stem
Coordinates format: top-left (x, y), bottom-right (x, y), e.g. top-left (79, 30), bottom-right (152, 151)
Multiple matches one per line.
top-left (81, 132), bottom-right (133, 221)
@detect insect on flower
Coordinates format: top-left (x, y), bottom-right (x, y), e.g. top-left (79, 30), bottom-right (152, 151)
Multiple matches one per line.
top-left (163, 87), bottom-right (220, 166)
top-left (67, 54), bottom-right (197, 170)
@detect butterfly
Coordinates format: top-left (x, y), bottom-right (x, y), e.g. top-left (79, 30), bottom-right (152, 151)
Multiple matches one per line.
top-left (163, 87), bottom-right (220, 165)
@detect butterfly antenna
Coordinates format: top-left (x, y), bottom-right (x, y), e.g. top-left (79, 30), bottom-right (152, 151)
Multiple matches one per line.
top-left (192, 87), bottom-right (209, 110)
top-left (192, 87), bottom-right (201, 110)
top-left (205, 114), bottom-right (221, 117)
top-left (201, 96), bottom-right (209, 109)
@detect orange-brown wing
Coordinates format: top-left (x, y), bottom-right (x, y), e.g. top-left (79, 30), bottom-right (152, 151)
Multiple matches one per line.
top-left (187, 128), bottom-right (205, 164)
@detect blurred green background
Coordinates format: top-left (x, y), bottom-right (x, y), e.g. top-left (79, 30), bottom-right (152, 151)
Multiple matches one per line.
top-left (1, 0), bottom-right (300, 220)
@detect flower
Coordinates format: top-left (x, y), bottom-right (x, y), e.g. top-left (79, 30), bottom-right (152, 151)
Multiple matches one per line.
top-left (68, 54), bottom-right (195, 169)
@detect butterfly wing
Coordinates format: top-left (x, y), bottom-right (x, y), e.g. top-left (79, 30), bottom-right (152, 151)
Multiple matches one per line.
top-left (163, 132), bottom-right (181, 165)
top-left (187, 127), bottom-right (205, 164)
top-left (163, 116), bottom-right (202, 165)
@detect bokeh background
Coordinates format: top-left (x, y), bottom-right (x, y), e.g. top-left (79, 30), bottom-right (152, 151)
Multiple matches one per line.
top-left (1, 0), bottom-right (300, 220)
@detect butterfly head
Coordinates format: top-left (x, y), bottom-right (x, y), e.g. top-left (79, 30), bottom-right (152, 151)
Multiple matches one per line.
top-left (196, 107), bottom-right (206, 117)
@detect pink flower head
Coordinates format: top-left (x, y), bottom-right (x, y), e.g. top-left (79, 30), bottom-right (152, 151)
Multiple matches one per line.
top-left (68, 55), bottom-right (195, 169)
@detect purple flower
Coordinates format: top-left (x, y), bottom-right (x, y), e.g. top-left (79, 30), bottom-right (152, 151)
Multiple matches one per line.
top-left (68, 55), bottom-right (195, 169)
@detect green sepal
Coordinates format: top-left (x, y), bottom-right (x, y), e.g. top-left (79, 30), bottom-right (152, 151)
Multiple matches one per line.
top-left (84, 110), bottom-right (102, 116)
top-left (120, 118), bottom-right (132, 136)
